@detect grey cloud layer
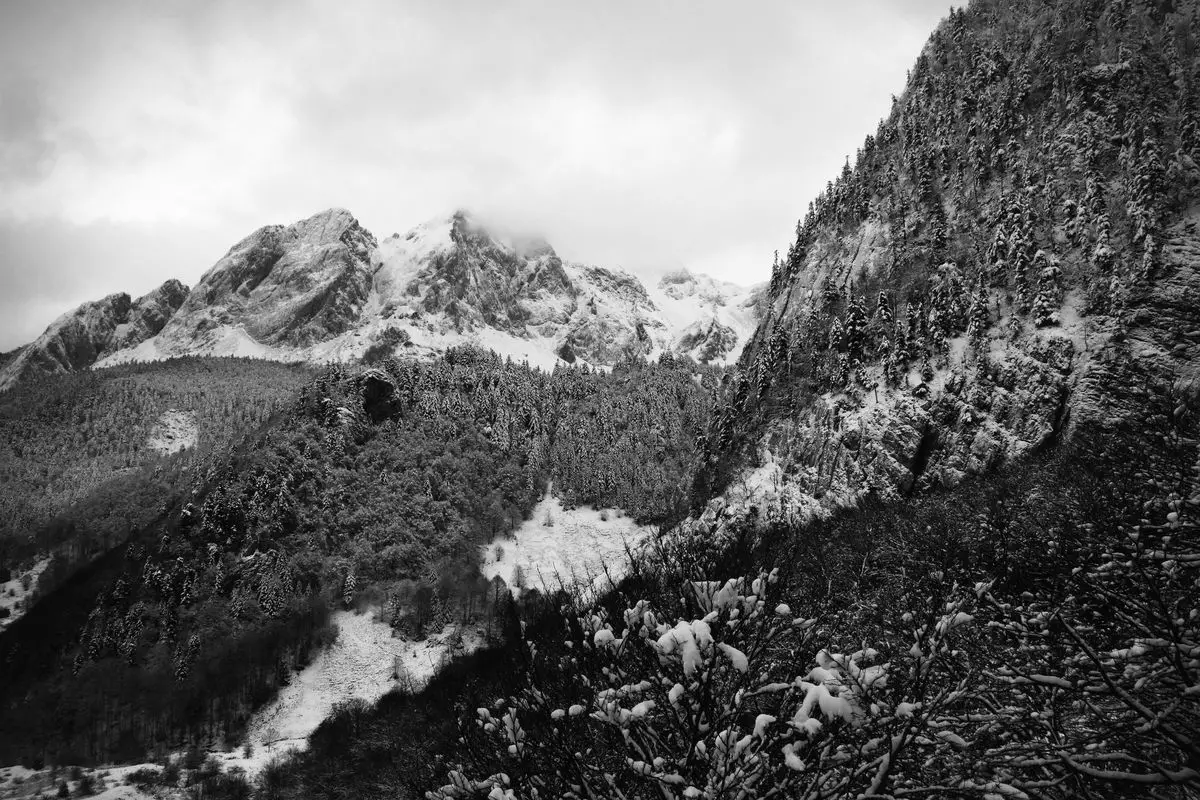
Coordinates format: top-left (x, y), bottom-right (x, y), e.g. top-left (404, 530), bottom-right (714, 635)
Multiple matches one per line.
top-left (0, 0), bottom-right (949, 350)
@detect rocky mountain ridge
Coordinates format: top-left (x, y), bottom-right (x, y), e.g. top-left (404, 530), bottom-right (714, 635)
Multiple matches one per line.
top-left (0, 210), bottom-right (763, 391)
top-left (0, 280), bottom-right (189, 391)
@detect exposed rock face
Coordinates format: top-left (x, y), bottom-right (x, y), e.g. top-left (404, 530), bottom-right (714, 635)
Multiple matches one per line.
top-left (154, 208), bottom-right (377, 352)
top-left (559, 265), bottom-right (665, 364)
top-left (113, 279), bottom-right (190, 350)
top-left (358, 367), bottom-right (400, 423)
top-left (674, 318), bottom-right (740, 364)
top-left (0, 279), bottom-right (188, 391)
top-left (651, 270), bottom-right (763, 363)
top-left (711, 213), bottom-right (1200, 531)
top-left (1068, 211), bottom-right (1200, 449)
top-left (396, 210), bottom-right (578, 335)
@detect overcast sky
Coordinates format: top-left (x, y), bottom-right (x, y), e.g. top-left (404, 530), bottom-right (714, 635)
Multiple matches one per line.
top-left (0, 0), bottom-right (949, 351)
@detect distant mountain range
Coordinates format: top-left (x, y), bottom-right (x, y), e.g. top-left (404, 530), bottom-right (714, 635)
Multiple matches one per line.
top-left (0, 209), bottom-right (764, 391)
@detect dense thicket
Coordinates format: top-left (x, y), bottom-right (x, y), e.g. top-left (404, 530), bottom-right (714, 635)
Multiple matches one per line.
top-left (0, 348), bottom-right (716, 765)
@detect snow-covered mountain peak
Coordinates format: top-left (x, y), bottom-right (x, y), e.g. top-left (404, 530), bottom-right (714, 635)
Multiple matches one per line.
top-left (656, 268), bottom-right (748, 307)
top-left (3, 207), bottom-right (768, 387)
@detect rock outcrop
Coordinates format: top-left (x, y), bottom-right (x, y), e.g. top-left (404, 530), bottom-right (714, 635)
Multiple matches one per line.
top-left (146, 208), bottom-right (377, 353)
top-left (0, 279), bottom-right (188, 391)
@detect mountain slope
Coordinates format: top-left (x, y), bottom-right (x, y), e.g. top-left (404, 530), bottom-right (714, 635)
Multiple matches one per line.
top-left (0, 357), bottom-right (317, 566)
top-left (0, 280), bottom-right (188, 392)
top-left (693, 0), bottom-right (1200, 526)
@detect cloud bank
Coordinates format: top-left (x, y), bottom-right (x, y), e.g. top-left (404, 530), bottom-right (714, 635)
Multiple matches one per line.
top-left (0, 0), bottom-right (949, 350)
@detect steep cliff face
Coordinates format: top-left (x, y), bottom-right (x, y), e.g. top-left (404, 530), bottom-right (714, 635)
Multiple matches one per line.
top-left (135, 208), bottom-right (378, 356)
top-left (396, 211), bottom-right (577, 332)
top-left (368, 211), bottom-right (670, 365)
top-left (695, 0), bottom-right (1200, 526)
top-left (0, 279), bottom-right (188, 392)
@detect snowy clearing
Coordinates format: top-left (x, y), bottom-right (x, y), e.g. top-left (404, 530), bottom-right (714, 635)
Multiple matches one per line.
top-left (147, 409), bottom-right (198, 455)
top-left (481, 487), bottom-right (655, 596)
top-left (0, 763), bottom-right (160, 800)
top-left (0, 558), bottom-right (50, 631)
top-left (214, 609), bottom-right (484, 774)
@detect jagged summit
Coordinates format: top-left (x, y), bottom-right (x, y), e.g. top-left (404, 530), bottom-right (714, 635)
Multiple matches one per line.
top-left (0, 279), bottom-right (189, 392)
top-left (142, 207), bottom-right (377, 356)
top-left (2, 208), bottom-right (765, 388)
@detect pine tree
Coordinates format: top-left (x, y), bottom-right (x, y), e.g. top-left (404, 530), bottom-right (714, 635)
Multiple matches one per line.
top-left (876, 291), bottom-right (894, 327)
top-left (1126, 131), bottom-right (1164, 246)
top-left (1062, 198), bottom-right (1084, 245)
top-left (987, 223), bottom-right (1009, 286)
top-left (967, 280), bottom-right (991, 357)
top-left (1032, 250), bottom-right (1063, 327)
top-left (769, 250), bottom-right (785, 296)
top-left (1139, 233), bottom-right (1158, 279)
top-left (834, 354), bottom-right (851, 388)
top-left (843, 296), bottom-right (869, 363)
top-left (1007, 197), bottom-right (1036, 314)
top-left (828, 317), bottom-right (844, 352)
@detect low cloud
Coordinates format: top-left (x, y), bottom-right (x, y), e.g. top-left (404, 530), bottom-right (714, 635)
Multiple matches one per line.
top-left (0, 0), bottom-right (950, 349)
top-left (0, 73), bottom-right (57, 184)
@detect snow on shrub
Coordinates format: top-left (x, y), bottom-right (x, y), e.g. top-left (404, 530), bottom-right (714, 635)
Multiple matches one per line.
top-left (428, 568), bottom-right (985, 799)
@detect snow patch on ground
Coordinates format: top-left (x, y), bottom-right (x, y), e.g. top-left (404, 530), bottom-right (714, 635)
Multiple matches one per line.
top-left (99, 315), bottom-right (574, 374)
top-left (0, 558), bottom-right (50, 630)
top-left (216, 609), bottom-right (484, 774)
top-left (481, 487), bottom-right (654, 595)
top-left (0, 763), bottom-right (159, 800)
top-left (1034, 289), bottom-right (1100, 355)
top-left (147, 410), bottom-right (198, 455)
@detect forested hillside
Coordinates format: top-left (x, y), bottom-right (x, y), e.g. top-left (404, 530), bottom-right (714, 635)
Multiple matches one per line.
top-left (0, 358), bottom-right (316, 602)
top-left (0, 349), bottom-right (717, 766)
top-left (695, 0), bottom-right (1200, 518)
